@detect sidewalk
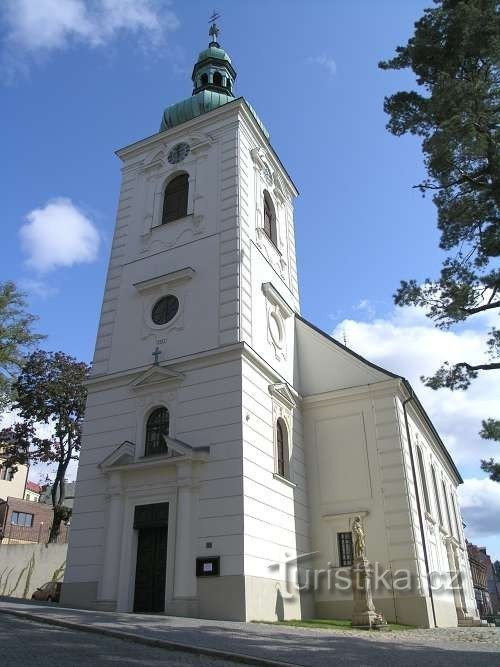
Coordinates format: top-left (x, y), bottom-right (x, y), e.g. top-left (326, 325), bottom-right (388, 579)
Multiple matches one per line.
top-left (0, 598), bottom-right (499, 667)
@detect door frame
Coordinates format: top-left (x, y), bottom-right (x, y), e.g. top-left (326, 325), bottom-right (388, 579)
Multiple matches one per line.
top-left (116, 489), bottom-right (178, 613)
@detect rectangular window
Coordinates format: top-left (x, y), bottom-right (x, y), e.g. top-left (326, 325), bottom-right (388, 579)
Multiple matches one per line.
top-left (11, 511), bottom-right (33, 527)
top-left (338, 532), bottom-right (353, 567)
top-left (442, 481), bottom-right (454, 536)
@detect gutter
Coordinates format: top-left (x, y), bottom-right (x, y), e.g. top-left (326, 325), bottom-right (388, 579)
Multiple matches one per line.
top-left (402, 387), bottom-right (437, 628)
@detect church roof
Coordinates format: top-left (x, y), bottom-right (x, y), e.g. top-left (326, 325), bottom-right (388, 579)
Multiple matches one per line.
top-left (160, 89), bottom-right (235, 133)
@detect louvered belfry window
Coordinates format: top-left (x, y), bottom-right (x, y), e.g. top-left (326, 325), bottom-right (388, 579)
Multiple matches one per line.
top-left (162, 174), bottom-right (189, 224)
top-left (145, 407), bottom-right (170, 457)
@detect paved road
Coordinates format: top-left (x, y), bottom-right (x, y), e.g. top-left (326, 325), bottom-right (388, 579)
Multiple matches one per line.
top-left (1, 600), bottom-right (499, 666)
top-left (0, 614), bottom-right (239, 667)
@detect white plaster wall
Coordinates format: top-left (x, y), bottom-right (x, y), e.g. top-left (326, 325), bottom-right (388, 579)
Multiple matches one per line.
top-left (400, 400), bottom-right (478, 623)
top-left (64, 353), bottom-right (245, 609)
top-left (241, 353), bottom-right (309, 619)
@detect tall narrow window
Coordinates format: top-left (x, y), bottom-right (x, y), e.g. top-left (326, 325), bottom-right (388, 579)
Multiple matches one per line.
top-left (145, 407), bottom-right (170, 457)
top-left (451, 493), bottom-right (462, 541)
top-left (213, 71), bottom-right (222, 86)
top-left (201, 73), bottom-right (208, 86)
top-left (416, 447), bottom-right (431, 514)
top-left (431, 466), bottom-right (443, 526)
top-left (338, 532), bottom-right (353, 567)
top-left (442, 481), bottom-right (454, 535)
top-left (162, 174), bottom-right (189, 224)
top-left (276, 418), bottom-right (288, 478)
top-left (263, 191), bottom-right (277, 246)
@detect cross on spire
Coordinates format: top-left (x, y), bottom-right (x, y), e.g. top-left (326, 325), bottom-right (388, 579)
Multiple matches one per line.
top-left (208, 10), bottom-right (220, 45)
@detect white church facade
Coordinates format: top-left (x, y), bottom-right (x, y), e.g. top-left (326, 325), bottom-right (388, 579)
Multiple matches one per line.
top-left (61, 27), bottom-right (479, 628)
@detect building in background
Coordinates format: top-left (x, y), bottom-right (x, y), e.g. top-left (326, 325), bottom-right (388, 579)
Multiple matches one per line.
top-left (467, 544), bottom-right (500, 615)
top-left (0, 451), bottom-right (28, 503)
top-left (24, 481), bottom-right (42, 503)
top-left (39, 481), bottom-right (76, 510)
top-left (61, 23), bottom-right (478, 628)
top-left (0, 496), bottom-right (68, 544)
top-left (467, 542), bottom-right (493, 618)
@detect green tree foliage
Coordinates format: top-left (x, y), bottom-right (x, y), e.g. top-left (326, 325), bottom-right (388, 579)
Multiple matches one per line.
top-left (0, 282), bottom-right (45, 409)
top-left (0, 351), bottom-right (90, 542)
top-left (379, 0), bottom-right (500, 478)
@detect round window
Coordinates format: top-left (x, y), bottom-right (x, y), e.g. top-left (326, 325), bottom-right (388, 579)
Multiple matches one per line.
top-left (151, 295), bottom-right (179, 325)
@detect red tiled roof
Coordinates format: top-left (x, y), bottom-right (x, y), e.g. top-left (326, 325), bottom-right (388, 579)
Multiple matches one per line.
top-left (25, 481), bottom-right (42, 494)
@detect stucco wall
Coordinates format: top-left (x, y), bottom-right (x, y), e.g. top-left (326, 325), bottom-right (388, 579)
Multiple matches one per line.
top-left (0, 543), bottom-right (66, 599)
top-left (0, 463), bottom-right (28, 502)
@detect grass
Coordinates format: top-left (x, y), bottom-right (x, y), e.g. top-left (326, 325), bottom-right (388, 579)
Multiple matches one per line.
top-left (255, 618), bottom-right (416, 632)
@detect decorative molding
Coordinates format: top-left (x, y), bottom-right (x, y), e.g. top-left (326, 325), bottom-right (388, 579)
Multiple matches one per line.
top-left (268, 382), bottom-right (299, 409)
top-left (321, 510), bottom-right (369, 521)
top-left (133, 267), bottom-right (195, 293)
top-left (130, 366), bottom-right (184, 391)
top-left (262, 282), bottom-right (293, 318)
top-left (99, 441), bottom-right (136, 470)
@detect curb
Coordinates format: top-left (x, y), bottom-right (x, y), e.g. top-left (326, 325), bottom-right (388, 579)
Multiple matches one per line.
top-left (0, 607), bottom-right (299, 667)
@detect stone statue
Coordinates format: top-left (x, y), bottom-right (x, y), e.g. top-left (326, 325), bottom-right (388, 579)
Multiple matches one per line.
top-left (349, 515), bottom-right (387, 628)
top-left (352, 516), bottom-right (366, 559)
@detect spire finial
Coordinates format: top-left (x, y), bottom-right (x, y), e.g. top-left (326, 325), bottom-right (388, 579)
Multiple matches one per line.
top-left (208, 10), bottom-right (220, 46)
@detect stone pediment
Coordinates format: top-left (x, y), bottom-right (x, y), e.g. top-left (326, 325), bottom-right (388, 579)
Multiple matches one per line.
top-left (163, 436), bottom-right (210, 461)
top-left (268, 382), bottom-right (299, 409)
top-left (99, 441), bottom-right (136, 470)
top-left (99, 437), bottom-right (210, 473)
top-left (130, 366), bottom-right (184, 390)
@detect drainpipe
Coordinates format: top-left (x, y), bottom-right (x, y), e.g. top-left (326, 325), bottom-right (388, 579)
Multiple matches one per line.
top-left (402, 386), bottom-right (438, 628)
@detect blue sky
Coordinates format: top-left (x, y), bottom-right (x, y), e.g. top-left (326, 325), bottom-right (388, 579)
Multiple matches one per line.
top-left (1, 1), bottom-right (499, 559)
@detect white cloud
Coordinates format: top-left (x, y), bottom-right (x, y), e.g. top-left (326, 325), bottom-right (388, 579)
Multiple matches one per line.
top-left (305, 54), bottom-right (337, 77)
top-left (18, 278), bottom-right (59, 299)
top-left (458, 478), bottom-right (500, 537)
top-left (2, 0), bottom-right (179, 64)
top-left (19, 197), bottom-right (100, 272)
top-left (332, 304), bottom-right (499, 472)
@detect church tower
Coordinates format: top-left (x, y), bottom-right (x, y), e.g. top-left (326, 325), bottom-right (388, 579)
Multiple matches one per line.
top-left (62, 20), bottom-right (308, 620)
top-left (62, 21), bottom-right (477, 628)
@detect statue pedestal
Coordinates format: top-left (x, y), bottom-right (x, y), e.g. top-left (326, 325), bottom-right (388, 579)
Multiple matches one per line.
top-left (350, 557), bottom-right (386, 629)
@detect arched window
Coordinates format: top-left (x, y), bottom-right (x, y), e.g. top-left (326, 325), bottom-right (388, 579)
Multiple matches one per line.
top-left (201, 73), bottom-right (208, 86)
top-left (162, 174), bottom-right (188, 224)
top-left (145, 407), bottom-right (169, 457)
top-left (263, 191), bottom-right (277, 246)
top-left (276, 418), bottom-right (288, 478)
top-left (213, 71), bottom-right (222, 86)
top-left (416, 447), bottom-right (431, 514)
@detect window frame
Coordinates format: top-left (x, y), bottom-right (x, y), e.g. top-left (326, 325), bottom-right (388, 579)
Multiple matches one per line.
top-left (263, 190), bottom-right (277, 247)
top-left (338, 532), bottom-right (354, 567)
top-left (162, 173), bottom-right (189, 224)
top-left (11, 511), bottom-right (34, 527)
top-left (431, 466), bottom-right (444, 526)
top-left (275, 418), bottom-right (289, 479)
top-left (144, 407), bottom-right (170, 457)
top-left (416, 446), bottom-right (431, 514)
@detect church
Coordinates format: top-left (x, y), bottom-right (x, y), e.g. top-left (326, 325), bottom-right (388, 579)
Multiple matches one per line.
top-left (61, 23), bottom-right (479, 628)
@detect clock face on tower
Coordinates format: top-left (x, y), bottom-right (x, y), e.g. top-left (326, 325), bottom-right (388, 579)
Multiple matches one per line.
top-left (167, 142), bottom-right (190, 165)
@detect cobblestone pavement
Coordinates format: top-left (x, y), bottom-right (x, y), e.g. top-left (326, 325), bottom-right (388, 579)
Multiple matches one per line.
top-left (1, 599), bottom-right (499, 666)
top-left (0, 614), bottom-right (240, 667)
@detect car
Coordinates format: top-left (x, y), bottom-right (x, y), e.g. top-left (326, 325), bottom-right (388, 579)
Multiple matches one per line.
top-left (31, 581), bottom-right (61, 603)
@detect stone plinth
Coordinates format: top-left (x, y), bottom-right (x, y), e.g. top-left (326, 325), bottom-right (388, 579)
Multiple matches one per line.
top-left (350, 556), bottom-right (386, 629)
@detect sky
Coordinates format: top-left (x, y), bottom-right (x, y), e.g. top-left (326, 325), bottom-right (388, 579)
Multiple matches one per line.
top-left (1, 1), bottom-right (498, 559)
